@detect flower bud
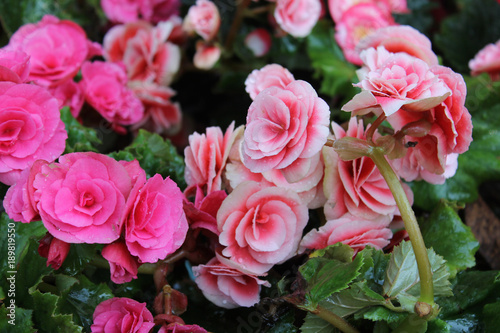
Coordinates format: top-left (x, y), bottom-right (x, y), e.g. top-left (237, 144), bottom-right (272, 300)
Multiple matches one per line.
top-left (331, 137), bottom-right (373, 161)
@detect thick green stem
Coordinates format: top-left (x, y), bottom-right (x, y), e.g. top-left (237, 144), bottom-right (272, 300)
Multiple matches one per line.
top-left (369, 147), bottom-right (434, 306)
top-left (314, 305), bottom-right (360, 333)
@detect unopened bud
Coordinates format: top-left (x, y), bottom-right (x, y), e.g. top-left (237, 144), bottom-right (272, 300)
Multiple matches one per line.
top-left (401, 119), bottom-right (432, 138)
top-left (332, 137), bottom-right (373, 161)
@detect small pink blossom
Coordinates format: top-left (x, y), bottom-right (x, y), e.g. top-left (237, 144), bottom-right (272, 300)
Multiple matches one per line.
top-left (193, 41), bottom-right (221, 70)
top-left (48, 79), bottom-right (85, 118)
top-left (183, 185), bottom-right (226, 235)
top-left (102, 241), bottom-right (140, 284)
top-left (183, 0), bottom-right (221, 41)
top-left (32, 153), bottom-right (144, 244)
top-left (245, 28), bottom-right (272, 57)
top-left (101, 0), bottom-right (180, 24)
top-left (342, 47), bottom-right (451, 117)
top-left (5, 15), bottom-right (101, 87)
top-left (356, 25), bottom-right (438, 66)
top-left (140, 0), bottom-right (181, 24)
top-left (0, 82), bottom-right (67, 185)
top-left (469, 39), bottom-right (500, 81)
top-left (334, 3), bottom-right (395, 65)
top-left (300, 213), bottom-right (393, 254)
top-left (38, 233), bottom-right (71, 270)
top-left (241, 80), bottom-right (330, 178)
top-left (3, 167), bottom-right (39, 223)
top-left (91, 297), bottom-right (155, 333)
top-left (217, 181), bottom-right (309, 275)
top-left (80, 61), bottom-right (144, 128)
top-left (0, 50), bottom-right (30, 83)
top-left (159, 323), bottom-right (208, 333)
top-left (184, 122), bottom-right (244, 194)
top-left (192, 255), bottom-right (270, 308)
top-left (244, 64), bottom-right (295, 100)
top-left (125, 174), bottom-right (188, 263)
top-left (274, 0), bottom-right (322, 38)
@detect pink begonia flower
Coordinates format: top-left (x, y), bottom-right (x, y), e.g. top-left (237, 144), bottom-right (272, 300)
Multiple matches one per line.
top-left (192, 255), bottom-right (270, 308)
top-left (244, 64), bottom-right (295, 100)
top-left (217, 181), bottom-right (309, 275)
top-left (334, 3), bottom-right (395, 65)
top-left (129, 81), bottom-right (182, 135)
top-left (469, 39), bottom-right (500, 81)
top-left (0, 50), bottom-right (30, 83)
top-left (356, 25), bottom-right (439, 66)
top-left (0, 82), bottom-right (67, 185)
top-left (184, 122), bottom-right (244, 194)
top-left (159, 323), bottom-right (207, 333)
top-left (102, 241), bottom-right (140, 284)
top-left (193, 41), bottom-right (221, 70)
top-left (32, 153), bottom-right (145, 244)
top-left (274, 0), bottom-right (322, 38)
top-left (4, 15), bottom-right (101, 87)
top-left (300, 213), bottom-right (393, 254)
top-left (125, 174), bottom-right (188, 263)
top-left (80, 61), bottom-right (144, 128)
top-left (3, 167), bottom-right (40, 223)
top-left (241, 80), bottom-right (330, 181)
top-left (323, 118), bottom-right (412, 220)
top-left (48, 79), bottom-right (85, 118)
top-left (103, 20), bottom-right (181, 86)
top-left (91, 297), bottom-right (155, 333)
top-left (101, 0), bottom-right (180, 24)
top-left (245, 28), bottom-right (272, 58)
top-left (183, 185), bottom-right (226, 235)
top-left (183, 0), bottom-right (221, 41)
top-left (328, 0), bottom-right (391, 23)
top-left (342, 47), bottom-right (451, 117)
top-left (38, 233), bottom-right (71, 270)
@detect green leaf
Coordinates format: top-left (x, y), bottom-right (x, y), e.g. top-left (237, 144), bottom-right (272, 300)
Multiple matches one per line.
top-left (59, 243), bottom-right (98, 276)
top-left (356, 247), bottom-right (390, 294)
top-left (300, 313), bottom-right (338, 333)
top-left (265, 308), bottom-right (299, 333)
top-left (420, 201), bottom-right (479, 277)
top-left (30, 290), bottom-right (83, 333)
top-left (359, 306), bottom-right (407, 324)
top-left (0, 306), bottom-right (35, 332)
top-left (61, 107), bottom-right (101, 154)
top-left (109, 129), bottom-right (186, 189)
top-left (306, 20), bottom-right (358, 103)
top-left (483, 301), bottom-right (500, 333)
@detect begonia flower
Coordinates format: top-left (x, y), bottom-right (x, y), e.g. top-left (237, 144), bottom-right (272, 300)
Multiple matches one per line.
top-left (244, 28), bottom-right (272, 58)
top-left (0, 50), bottom-right (30, 83)
top-left (101, 0), bottom-right (180, 24)
top-left (193, 41), bottom-right (221, 70)
top-left (328, 0), bottom-right (407, 23)
top-left (274, 0), bottom-right (322, 38)
top-left (102, 241), bottom-right (140, 284)
top-left (244, 64), bottom-right (295, 100)
top-left (183, 0), bottom-right (221, 41)
top-left (48, 79), bottom-right (85, 118)
top-left (469, 39), bottom-right (500, 81)
top-left (38, 233), bottom-right (71, 270)
top-left (3, 166), bottom-right (40, 223)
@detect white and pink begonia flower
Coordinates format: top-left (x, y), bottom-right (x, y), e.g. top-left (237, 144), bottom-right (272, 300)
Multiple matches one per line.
top-left (217, 181), bottom-right (308, 275)
top-left (241, 80), bottom-right (330, 183)
top-left (103, 20), bottom-right (181, 86)
top-left (184, 122), bottom-right (244, 195)
top-left (102, 241), bottom-right (140, 284)
top-left (342, 47), bottom-right (451, 117)
top-left (334, 3), bottom-right (395, 65)
top-left (356, 25), bottom-right (438, 66)
top-left (274, 0), bottom-right (322, 38)
top-left (4, 15), bottom-right (101, 88)
top-left (192, 254), bottom-right (270, 309)
top-left (101, 0), bottom-right (180, 24)
top-left (244, 28), bottom-right (272, 58)
top-left (0, 50), bottom-right (30, 83)
top-left (469, 39), bottom-right (500, 81)
top-left (193, 41), bottom-right (221, 70)
top-left (323, 117), bottom-right (413, 220)
top-left (328, 0), bottom-right (408, 23)
top-left (300, 213), bottom-right (393, 254)
top-left (183, 0), bottom-right (221, 41)
top-left (244, 64), bottom-right (295, 100)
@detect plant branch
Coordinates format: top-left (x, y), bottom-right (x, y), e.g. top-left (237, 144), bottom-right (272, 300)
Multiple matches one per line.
top-left (224, 0), bottom-right (253, 51)
top-left (366, 113), bottom-right (387, 144)
top-left (314, 305), bottom-right (360, 333)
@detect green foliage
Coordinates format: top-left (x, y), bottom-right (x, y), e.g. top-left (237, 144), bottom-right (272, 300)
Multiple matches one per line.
top-left (61, 107), bottom-right (102, 154)
top-left (434, 0), bottom-right (500, 73)
top-left (300, 312), bottom-right (338, 333)
top-left (30, 290), bottom-right (83, 333)
top-left (393, 0), bottom-right (437, 36)
top-left (109, 129), bottom-right (186, 189)
top-left (420, 201), bottom-right (479, 277)
top-left (0, 306), bottom-right (35, 332)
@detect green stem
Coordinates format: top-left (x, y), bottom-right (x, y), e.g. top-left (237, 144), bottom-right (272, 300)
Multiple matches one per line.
top-left (315, 305), bottom-right (360, 333)
top-left (224, 0), bottom-right (252, 51)
top-left (369, 147), bottom-right (434, 306)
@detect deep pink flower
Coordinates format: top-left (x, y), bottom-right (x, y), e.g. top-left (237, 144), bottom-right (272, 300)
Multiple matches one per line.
top-left (0, 82), bottom-right (67, 185)
top-left (32, 153), bottom-right (144, 244)
top-left (48, 79), bottom-right (85, 118)
top-left (38, 233), bottom-right (71, 270)
top-left (102, 241), bottom-right (140, 284)
top-left (125, 174), bottom-right (188, 263)
top-left (80, 61), bottom-right (144, 128)
top-left (0, 50), bottom-right (30, 83)
top-left (183, 0), bottom-right (220, 41)
top-left (193, 41), bottom-right (221, 70)
top-left (334, 3), bottom-right (395, 65)
top-left (217, 181), bottom-right (309, 275)
top-left (342, 47), bottom-right (451, 117)
top-left (274, 0), bottom-right (322, 38)
top-left (323, 118), bottom-right (412, 220)
top-left (245, 28), bottom-right (272, 58)
top-left (184, 122), bottom-right (244, 194)
top-left (183, 185), bottom-right (226, 235)
top-left (192, 255), bottom-right (270, 308)
top-left (91, 297), bottom-right (155, 333)
top-left (244, 64), bottom-right (295, 100)
top-left (101, 0), bottom-right (180, 24)
top-left (241, 80), bottom-right (330, 179)
top-left (5, 15), bottom-right (101, 87)
top-left (159, 323), bottom-right (208, 333)
top-left (3, 167), bottom-right (39, 223)
top-left (469, 39), bottom-right (500, 80)
top-left (300, 213), bottom-right (393, 254)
